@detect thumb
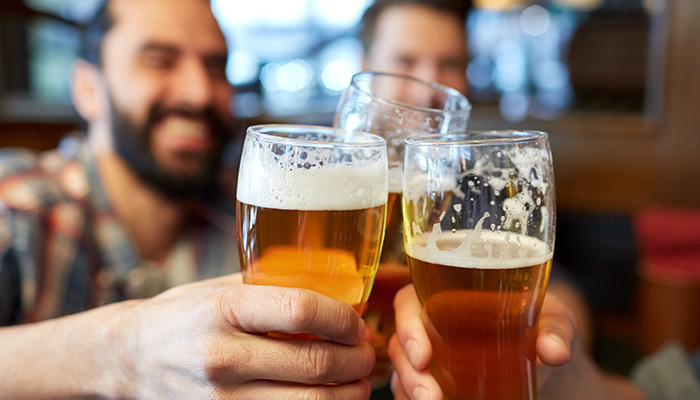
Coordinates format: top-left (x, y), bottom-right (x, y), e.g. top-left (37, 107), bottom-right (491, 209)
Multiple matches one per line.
top-left (537, 293), bottom-right (576, 366)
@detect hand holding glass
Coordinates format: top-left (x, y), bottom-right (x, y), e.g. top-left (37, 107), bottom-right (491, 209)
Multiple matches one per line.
top-left (403, 131), bottom-right (555, 399)
top-left (236, 125), bottom-right (388, 338)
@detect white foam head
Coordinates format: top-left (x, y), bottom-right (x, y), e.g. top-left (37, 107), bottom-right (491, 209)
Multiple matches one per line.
top-left (237, 127), bottom-right (388, 210)
top-left (406, 229), bottom-right (552, 270)
top-left (388, 166), bottom-right (403, 193)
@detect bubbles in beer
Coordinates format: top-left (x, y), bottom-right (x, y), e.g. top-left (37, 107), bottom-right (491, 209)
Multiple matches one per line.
top-left (237, 139), bottom-right (387, 210)
top-left (401, 131), bottom-right (553, 399)
top-left (406, 229), bottom-right (551, 271)
top-left (404, 141), bottom-right (553, 247)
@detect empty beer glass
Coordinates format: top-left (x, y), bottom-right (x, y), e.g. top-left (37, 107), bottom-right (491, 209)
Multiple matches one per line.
top-left (334, 70), bottom-right (471, 387)
top-left (236, 125), bottom-right (388, 331)
top-left (403, 131), bottom-right (555, 400)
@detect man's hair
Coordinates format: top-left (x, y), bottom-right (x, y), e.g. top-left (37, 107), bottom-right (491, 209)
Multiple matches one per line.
top-left (78, 0), bottom-right (114, 66)
top-left (359, 0), bottom-right (472, 53)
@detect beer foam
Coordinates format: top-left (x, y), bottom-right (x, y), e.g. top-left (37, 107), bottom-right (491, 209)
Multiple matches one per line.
top-left (404, 173), bottom-right (458, 202)
top-left (404, 143), bottom-right (552, 236)
top-left (406, 229), bottom-right (552, 270)
top-left (237, 144), bottom-right (388, 210)
top-left (388, 166), bottom-right (403, 193)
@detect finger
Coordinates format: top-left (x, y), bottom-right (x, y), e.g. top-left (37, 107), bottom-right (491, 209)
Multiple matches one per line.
top-left (393, 284), bottom-right (432, 370)
top-left (220, 284), bottom-right (365, 345)
top-left (209, 333), bottom-right (375, 385)
top-left (225, 378), bottom-right (371, 400)
top-left (388, 333), bottom-right (442, 400)
top-left (390, 371), bottom-right (410, 400)
top-left (537, 293), bottom-right (576, 366)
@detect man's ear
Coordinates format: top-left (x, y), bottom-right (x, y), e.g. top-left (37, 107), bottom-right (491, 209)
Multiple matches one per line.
top-left (70, 59), bottom-right (108, 122)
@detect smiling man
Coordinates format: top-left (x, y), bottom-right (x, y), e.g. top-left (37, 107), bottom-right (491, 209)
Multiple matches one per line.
top-left (359, 0), bottom-right (470, 94)
top-left (0, 0), bottom-right (239, 321)
top-left (82, 0), bottom-right (233, 200)
top-left (0, 1), bottom-right (375, 397)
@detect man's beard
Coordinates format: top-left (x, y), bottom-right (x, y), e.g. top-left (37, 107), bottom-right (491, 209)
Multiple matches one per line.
top-left (110, 102), bottom-right (231, 200)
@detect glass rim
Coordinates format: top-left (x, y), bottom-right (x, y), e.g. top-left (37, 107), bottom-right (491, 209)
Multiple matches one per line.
top-left (247, 124), bottom-right (386, 148)
top-left (349, 70), bottom-right (472, 115)
top-left (405, 130), bottom-right (549, 146)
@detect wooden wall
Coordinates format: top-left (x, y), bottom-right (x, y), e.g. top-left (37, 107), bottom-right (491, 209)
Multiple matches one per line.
top-left (652, 0), bottom-right (700, 209)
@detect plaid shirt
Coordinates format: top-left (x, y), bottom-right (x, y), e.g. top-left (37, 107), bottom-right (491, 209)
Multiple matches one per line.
top-left (0, 135), bottom-right (239, 325)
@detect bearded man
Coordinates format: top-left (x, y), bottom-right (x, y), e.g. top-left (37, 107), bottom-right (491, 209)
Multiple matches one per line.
top-left (0, 0), bottom-right (239, 323)
top-left (0, 2), bottom-right (377, 397)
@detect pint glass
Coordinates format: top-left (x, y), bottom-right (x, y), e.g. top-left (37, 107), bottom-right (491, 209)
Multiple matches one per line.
top-left (334, 71), bottom-right (471, 387)
top-left (236, 125), bottom-right (388, 320)
top-left (403, 132), bottom-right (555, 400)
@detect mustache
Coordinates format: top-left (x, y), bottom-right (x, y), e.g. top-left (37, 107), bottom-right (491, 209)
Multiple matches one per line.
top-left (147, 105), bottom-right (228, 132)
top-left (109, 101), bottom-right (232, 199)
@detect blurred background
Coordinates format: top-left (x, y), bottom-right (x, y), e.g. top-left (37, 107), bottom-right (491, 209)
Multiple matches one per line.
top-left (1, 0), bottom-right (699, 383)
top-left (0, 0), bottom-right (653, 122)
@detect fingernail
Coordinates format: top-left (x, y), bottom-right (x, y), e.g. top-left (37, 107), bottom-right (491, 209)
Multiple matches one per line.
top-left (413, 385), bottom-right (429, 400)
top-left (549, 331), bottom-right (568, 350)
top-left (406, 339), bottom-right (420, 367)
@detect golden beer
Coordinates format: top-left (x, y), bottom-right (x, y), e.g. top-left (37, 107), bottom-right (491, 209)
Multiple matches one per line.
top-left (403, 130), bottom-right (555, 398)
top-left (407, 232), bottom-right (552, 400)
top-left (235, 125), bottom-right (389, 332)
top-left (378, 191), bottom-right (407, 265)
top-left (237, 202), bottom-right (386, 313)
top-left (364, 191), bottom-right (411, 383)
top-left (334, 72), bottom-right (471, 388)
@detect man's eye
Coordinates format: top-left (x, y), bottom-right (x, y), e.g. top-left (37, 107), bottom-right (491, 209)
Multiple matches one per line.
top-left (143, 54), bottom-right (175, 69)
top-left (395, 57), bottom-right (415, 69)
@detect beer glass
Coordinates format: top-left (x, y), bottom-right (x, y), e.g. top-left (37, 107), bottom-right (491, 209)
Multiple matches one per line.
top-left (236, 125), bottom-right (388, 325)
top-left (403, 131), bottom-right (555, 400)
top-left (334, 71), bottom-right (471, 387)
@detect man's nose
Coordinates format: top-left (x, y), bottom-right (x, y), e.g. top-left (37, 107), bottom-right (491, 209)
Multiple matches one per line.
top-left (170, 58), bottom-right (214, 108)
top-left (413, 63), bottom-right (441, 86)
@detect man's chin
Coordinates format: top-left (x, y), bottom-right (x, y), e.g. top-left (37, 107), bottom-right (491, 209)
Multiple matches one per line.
top-left (133, 160), bottom-right (219, 200)
top-left (161, 163), bottom-right (209, 178)
top-left (148, 174), bottom-right (215, 199)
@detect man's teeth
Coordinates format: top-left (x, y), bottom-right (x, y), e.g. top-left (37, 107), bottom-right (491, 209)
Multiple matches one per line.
top-left (163, 117), bottom-right (207, 139)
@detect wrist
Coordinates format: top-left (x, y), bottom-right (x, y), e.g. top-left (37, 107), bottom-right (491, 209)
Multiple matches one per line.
top-left (98, 300), bottom-right (143, 399)
top-left (0, 301), bottom-right (143, 399)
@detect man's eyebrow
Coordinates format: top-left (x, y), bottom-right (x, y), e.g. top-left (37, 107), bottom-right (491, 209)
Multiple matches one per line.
top-left (137, 43), bottom-right (228, 61)
top-left (138, 43), bottom-right (180, 54)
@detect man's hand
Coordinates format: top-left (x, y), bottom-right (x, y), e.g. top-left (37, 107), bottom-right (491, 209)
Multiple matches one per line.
top-left (388, 284), bottom-right (645, 400)
top-left (1, 273), bottom-right (375, 399)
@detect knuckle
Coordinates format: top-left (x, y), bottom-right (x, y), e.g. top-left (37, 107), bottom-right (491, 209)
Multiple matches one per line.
top-left (283, 289), bottom-right (319, 330)
top-left (331, 305), bottom-right (354, 335)
top-left (217, 286), bottom-right (244, 328)
top-left (204, 339), bottom-right (252, 381)
top-left (300, 341), bottom-right (337, 383)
